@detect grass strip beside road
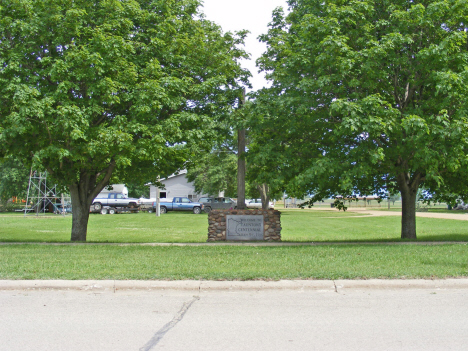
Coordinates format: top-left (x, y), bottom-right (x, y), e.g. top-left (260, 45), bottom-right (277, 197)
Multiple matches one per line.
top-left (1, 244), bottom-right (467, 280)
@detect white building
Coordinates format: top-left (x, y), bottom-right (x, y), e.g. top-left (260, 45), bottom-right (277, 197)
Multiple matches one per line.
top-left (149, 170), bottom-right (208, 200)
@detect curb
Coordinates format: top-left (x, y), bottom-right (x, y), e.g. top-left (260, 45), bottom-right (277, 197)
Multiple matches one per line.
top-left (1, 279), bottom-right (468, 292)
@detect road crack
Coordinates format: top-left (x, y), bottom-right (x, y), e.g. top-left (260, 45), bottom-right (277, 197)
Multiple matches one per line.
top-left (139, 296), bottom-right (200, 351)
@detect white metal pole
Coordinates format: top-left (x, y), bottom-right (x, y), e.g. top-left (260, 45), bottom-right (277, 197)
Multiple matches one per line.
top-left (61, 193), bottom-right (65, 216)
top-left (24, 168), bottom-right (33, 217)
top-left (156, 176), bottom-right (160, 217)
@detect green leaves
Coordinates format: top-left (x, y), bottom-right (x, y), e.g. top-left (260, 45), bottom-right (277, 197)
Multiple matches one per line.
top-left (0, 156), bottom-right (30, 204)
top-left (252, 0), bottom-right (468, 206)
top-left (0, 0), bottom-right (249, 185)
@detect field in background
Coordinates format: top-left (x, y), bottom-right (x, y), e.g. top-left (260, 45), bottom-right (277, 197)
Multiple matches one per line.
top-left (276, 198), bottom-right (451, 211)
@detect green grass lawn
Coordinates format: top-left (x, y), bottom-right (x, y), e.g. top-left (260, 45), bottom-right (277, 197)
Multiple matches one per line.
top-left (1, 244), bottom-right (467, 280)
top-left (1, 209), bottom-right (468, 243)
top-left (1, 210), bottom-right (467, 280)
top-left (280, 210), bottom-right (468, 242)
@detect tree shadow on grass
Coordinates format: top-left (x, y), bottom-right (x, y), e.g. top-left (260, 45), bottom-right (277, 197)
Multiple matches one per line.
top-left (416, 234), bottom-right (468, 242)
top-left (282, 236), bottom-right (468, 243)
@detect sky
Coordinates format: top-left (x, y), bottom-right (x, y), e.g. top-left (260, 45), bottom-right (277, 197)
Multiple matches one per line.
top-left (200, 0), bottom-right (288, 92)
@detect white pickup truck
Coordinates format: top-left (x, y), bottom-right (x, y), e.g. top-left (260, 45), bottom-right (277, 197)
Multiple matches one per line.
top-left (92, 192), bottom-right (140, 212)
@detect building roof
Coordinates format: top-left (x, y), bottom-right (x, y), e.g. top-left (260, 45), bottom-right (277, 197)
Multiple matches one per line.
top-left (145, 170), bottom-right (188, 186)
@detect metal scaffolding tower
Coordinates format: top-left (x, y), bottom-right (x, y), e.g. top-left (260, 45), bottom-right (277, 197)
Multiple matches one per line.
top-left (24, 170), bottom-right (71, 216)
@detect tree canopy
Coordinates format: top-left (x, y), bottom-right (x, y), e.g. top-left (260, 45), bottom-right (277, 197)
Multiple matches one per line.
top-left (186, 138), bottom-right (239, 198)
top-left (0, 0), bottom-right (250, 240)
top-left (253, 0), bottom-right (468, 238)
top-left (185, 129), bottom-right (273, 202)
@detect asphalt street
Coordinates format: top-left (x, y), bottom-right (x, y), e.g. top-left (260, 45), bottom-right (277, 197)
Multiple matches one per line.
top-left (1, 280), bottom-right (468, 351)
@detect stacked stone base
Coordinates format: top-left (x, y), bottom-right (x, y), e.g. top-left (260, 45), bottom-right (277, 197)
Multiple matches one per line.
top-left (208, 209), bottom-right (281, 242)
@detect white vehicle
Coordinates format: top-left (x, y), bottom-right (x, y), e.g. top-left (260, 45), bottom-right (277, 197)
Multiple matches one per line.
top-left (245, 199), bottom-right (274, 209)
top-left (139, 198), bottom-right (156, 212)
top-left (139, 198), bottom-right (156, 205)
top-left (91, 192), bottom-right (140, 212)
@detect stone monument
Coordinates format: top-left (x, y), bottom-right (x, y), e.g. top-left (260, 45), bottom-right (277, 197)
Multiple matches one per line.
top-left (207, 209), bottom-right (281, 242)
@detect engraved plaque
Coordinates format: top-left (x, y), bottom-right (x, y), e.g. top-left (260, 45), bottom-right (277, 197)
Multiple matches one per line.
top-left (226, 215), bottom-right (264, 241)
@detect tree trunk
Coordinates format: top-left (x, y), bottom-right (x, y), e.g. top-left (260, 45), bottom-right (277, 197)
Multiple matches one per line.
top-left (68, 163), bottom-right (116, 241)
top-left (257, 184), bottom-right (270, 210)
top-left (237, 89), bottom-right (246, 210)
top-left (70, 184), bottom-right (91, 241)
top-left (237, 128), bottom-right (246, 210)
top-left (397, 172), bottom-right (421, 240)
top-left (400, 186), bottom-right (417, 239)
top-left (69, 184), bottom-right (93, 241)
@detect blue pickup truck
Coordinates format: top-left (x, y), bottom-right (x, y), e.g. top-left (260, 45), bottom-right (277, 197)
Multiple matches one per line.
top-left (154, 197), bottom-right (204, 214)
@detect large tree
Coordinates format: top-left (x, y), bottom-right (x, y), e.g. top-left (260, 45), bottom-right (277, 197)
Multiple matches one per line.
top-left (0, 0), bottom-right (249, 240)
top-left (254, 0), bottom-right (468, 238)
top-left (186, 140), bottom-right (239, 198)
top-left (186, 123), bottom-right (283, 207)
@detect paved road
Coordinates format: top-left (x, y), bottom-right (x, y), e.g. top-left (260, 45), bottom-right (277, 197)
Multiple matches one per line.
top-left (346, 208), bottom-right (468, 221)
top-left (305, 206), bottom-right (468, 221)
top-left (1, 280), bottom-right (468, 351)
